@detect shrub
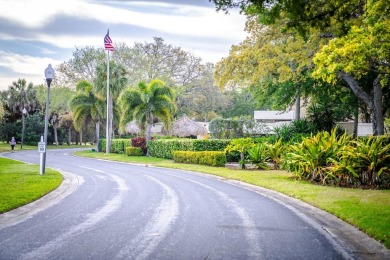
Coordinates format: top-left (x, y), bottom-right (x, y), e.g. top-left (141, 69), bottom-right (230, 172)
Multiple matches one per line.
top-left (247, 144), bottom-right (269, 169)
top-left (329, 136), bottom-right (390, 188)
top-left (283, 129), bottom-right (353, 184)
top-left (172, 151), bottom-right (226, 167)
top-left (125, 146), bottom-right (144, 156)
top-left (265, 138), bottom-right (284, 169)
top-left (148, 139), bottom-right (231, 159)
top-left (99, 139), bottom-right (132, 153)
top-left (225, 138), bottom-right (255, 169)
top-left (132, 136), bottom-right (148, 155)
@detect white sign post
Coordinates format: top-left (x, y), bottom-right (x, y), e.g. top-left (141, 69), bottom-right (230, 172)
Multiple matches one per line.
top-left (39, 136), bottom-right (45, 175)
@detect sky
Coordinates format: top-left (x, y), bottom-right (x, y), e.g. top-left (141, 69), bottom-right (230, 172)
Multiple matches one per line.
top-left (0, 0), bottom-right (247, 90)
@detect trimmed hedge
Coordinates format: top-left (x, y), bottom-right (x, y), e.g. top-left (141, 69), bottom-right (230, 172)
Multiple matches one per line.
top-left (148, 139), bottom-right (231, 159)
top-left (125, 146), bottom-right (143, 156)
top-left (99, 139), bottom-right (132, 153)
top-left (172, 151), bottom-right (226, 167)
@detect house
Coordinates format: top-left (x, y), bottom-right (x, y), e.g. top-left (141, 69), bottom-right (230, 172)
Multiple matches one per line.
top-left (253, 110), bottom-right (295, 134)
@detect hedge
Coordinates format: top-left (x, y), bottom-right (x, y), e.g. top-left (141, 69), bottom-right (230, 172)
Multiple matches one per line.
top-left (172, 151), bottom-right (226, 167)
top-left (99, 139), bottom-right (132, 153)
top-left (148, 139), bottom-right (231, 159)
top-left (125, 146), bottom-right (143, 156)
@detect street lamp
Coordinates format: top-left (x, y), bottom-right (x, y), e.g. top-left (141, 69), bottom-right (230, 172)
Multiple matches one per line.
top-left (40, 64), bottom-right (54, 175)
top-left (21, 107), bottom-right (27, 149)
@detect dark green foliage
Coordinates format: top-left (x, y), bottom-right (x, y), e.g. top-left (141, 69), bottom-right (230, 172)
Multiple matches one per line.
top-left (131, 136), bottom-right (148, 155)
top-left (209, 117), bottom-right (266, 138)
top-left (99, 139), bottom-right (131, 153)
top-left (148, 139), bottom-right (231, 159)
top-left (172, 151), bottom-right (226, 167)
top-left (274, 119), bottom-right (317, 143)
top-left (125, 146), bottom-right (143, 156)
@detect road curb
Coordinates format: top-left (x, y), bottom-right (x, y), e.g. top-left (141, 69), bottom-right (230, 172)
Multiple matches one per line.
top-left (224, 179), bottom-right (390, 260)
top-left (0, 169), bottom-right (80, 229)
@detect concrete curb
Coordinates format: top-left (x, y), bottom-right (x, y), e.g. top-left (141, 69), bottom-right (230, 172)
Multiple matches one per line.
top-left (225, 179), bottom-right (390, 260)
top-left (0, 169), bottom-right (80, 229)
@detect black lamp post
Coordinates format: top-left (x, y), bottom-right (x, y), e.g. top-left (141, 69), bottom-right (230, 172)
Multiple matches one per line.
top-left (21, 107), bottom-right (27, 149)
top-left (40, 64), bottom-right (54, 175)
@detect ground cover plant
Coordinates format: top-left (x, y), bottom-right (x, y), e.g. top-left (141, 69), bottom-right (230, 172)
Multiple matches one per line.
top-left (0, 157), bottom-right (62, 213)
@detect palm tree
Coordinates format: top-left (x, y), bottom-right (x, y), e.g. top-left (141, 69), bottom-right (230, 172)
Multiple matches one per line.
top-left (94, 61), bottom-right (127, 153)
top-left (7, 79), bottom-right (39, 118)
top-left (69, 80), bottom-right (106, 151)
top-left (119, 79), bottom-right (176, 155)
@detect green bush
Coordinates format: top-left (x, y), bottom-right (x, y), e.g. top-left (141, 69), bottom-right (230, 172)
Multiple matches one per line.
top-left (172, 151), bottom-right (226, 167)
top-left (125, 146), bottom-right (144, 156)
top-left (148, 139), bottom-right (231, 159)
top-left (99, 139), bottom-right (132, 153)
top-left (247, 144), bottom-right (269, 169)
top-left (283, 129), bottom-right (353, 184)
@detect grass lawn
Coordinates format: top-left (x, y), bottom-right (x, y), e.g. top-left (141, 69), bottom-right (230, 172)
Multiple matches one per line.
top-left (0, 157), bottom-right (63, 213)
top-left (75, 150), bottom-right (390, 249)
top-left (0, 142), bottom-right (92, 153)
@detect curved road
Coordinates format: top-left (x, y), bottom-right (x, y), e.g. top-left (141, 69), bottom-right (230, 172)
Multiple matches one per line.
top-left (0, 149), bottom-right (382, 259)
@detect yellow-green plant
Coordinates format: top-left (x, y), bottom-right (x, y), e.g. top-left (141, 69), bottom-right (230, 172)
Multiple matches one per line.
top-left (247, 144), bottom-right (269, 170)
top-left (225, 138), bottom-right (255, 169)
top-left (329, 136), bottom-right (390, 187)
top-left (284, 129), bottom-right (353, 184)
top-left (265, 138), bottom-right (284, 169)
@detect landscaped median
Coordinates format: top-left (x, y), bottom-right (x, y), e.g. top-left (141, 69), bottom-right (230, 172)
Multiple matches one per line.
top-left (0, 157), bottom-right (63, 213)
top-left (75, 150), bottom-right (390, 249)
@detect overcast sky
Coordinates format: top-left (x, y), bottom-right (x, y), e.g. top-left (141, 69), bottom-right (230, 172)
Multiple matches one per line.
top-left (0, 0), bottom-right (247, 90)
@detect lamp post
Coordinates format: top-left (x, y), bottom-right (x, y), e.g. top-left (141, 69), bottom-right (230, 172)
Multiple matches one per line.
top-left (40, 64), bottom-right (54, 175)
top-left (21, 107), bottom-right (27, 149)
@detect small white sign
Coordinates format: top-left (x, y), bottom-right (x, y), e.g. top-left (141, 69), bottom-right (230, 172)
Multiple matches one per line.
top-left (38, 142), bottom-right (46, 153)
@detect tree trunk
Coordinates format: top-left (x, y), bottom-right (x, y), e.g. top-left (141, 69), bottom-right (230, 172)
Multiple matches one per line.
top-left (68, 127), bottom-right (71, 145)
top-left (338, 71), bottom-right (384, 136)
top-left (146, 123), bottom-right (152, 156)
top-left (295, 86), bottom-right (300, 120)
top-left (96, 121), bottom-right (100, 152)
top-left (79, 128), bottom-right (83, 145)
top-left (53, 125), bottom-right (58, 146)
top-left (353, 105), bottom-right (359, 138)
top-left (373, 77), bottom-right (384, 135)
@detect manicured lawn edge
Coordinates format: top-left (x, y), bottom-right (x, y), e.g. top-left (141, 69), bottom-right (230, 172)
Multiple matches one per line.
top-left (74, 150), bottom-right (390, 249)
top-left (0, 157), bottom-right (63, 213)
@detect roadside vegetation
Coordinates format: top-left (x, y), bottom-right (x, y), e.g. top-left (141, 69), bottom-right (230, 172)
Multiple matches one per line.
top-left (0, 157), bottom-right (62, 213)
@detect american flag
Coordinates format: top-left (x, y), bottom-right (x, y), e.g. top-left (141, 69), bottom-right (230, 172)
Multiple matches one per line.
top-left (104, 30), bottom-right (114, 51)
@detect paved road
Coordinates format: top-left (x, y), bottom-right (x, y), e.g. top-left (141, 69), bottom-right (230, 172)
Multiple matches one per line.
top-left (0, 149), bottom-right (375, 259)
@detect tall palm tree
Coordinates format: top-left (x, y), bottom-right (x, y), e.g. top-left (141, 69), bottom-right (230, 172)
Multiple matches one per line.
top-left (119, 79), bottom-right (176, 154)
top-left (69, 80), bottom-right (106, 151)
top-left (7, 79), bottom-right (39, 118)
top-left (94, 61), bottom-right (127, 153)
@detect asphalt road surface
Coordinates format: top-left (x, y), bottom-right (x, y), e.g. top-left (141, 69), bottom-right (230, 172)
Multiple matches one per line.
top-left (0, 149), bottom-right (364, 259)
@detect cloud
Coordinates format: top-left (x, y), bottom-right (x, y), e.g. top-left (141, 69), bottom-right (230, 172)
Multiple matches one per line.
top-left (0, 0), bottom-right (246, 90)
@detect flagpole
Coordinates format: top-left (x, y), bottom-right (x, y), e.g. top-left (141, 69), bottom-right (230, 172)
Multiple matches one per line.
top-left (106, 49), bottom-right (110, 154)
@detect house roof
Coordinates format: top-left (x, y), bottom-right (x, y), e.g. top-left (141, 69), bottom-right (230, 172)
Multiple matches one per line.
top-left (254, 110), bottom-right (295, 120)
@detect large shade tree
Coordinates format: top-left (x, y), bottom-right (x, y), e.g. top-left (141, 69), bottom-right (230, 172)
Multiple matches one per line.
top-left (94, 61), bottom-right (128, 153)
top-left (119, 79), bottom-right (176, 154)
top-left (212, 0), bottom-right (390, 135)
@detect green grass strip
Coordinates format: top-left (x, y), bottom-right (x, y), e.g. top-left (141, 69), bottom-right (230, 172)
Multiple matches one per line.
top-left (75, 150), bottom-right (390, 249)
top-left (0, 157), bottom-right (63, 213)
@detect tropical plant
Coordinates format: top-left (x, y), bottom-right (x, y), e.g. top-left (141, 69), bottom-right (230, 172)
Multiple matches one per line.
top-left (70, 80), bottom-right (106, 151)
top-left (224, 138), bottom-right (255, 169)
top-left (6, 79), bottom-right (39, 120)
top-left (118, 80), bottom-right (176, 155)
top-left (283, 129), bottom-right (353, 184)
top-left (247, 144), bottom-right (269, 169)
top-left (265, 138), bottom-right (284, 169)
top-left (329, 136), bottom-right (390, 187)
top-left (94, 61), bottom-right (128, 153)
